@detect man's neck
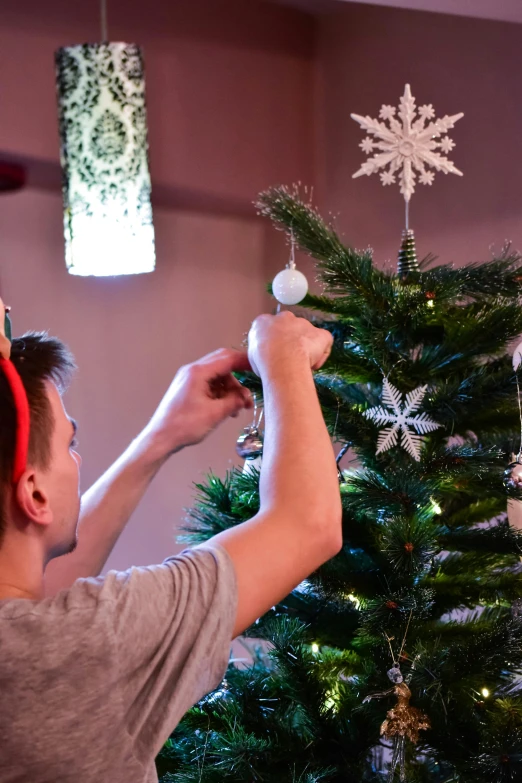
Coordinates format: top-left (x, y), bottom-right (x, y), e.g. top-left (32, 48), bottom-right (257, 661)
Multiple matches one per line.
top-left (0, 583), bottom-right (39, 601)
top-left (0, 531), bottom-right (45, 600)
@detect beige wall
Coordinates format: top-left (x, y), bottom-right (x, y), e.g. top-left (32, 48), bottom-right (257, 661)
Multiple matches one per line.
top-left (315, 2), bottom-right (522, 272)
top-left (3, 0), bottom-right (522, 571)
top-left (0, 0), bottom-right (315, 570)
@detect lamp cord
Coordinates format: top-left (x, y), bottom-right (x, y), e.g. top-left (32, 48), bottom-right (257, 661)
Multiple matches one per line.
top-left (101, 0), bottom-right (108, 42)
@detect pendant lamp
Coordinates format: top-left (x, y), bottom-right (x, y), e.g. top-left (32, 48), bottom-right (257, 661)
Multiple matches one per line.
top-left (55, 1), bottom-right (155, 276)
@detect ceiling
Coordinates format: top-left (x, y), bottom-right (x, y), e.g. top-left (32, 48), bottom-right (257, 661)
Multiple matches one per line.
top-left (271, 0), bottom-right (522, 24)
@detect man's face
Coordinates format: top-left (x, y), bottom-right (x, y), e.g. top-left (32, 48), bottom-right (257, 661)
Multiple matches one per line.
top-left (42, 381), bottom-right (81, 561)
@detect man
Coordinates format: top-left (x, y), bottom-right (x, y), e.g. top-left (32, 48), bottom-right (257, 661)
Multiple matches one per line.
top-left (0, 302), bottom-right (341, 782)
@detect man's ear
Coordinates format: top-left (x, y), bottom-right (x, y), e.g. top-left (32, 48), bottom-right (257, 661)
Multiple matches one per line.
top-left (14, 470), bottom-right (53, 528)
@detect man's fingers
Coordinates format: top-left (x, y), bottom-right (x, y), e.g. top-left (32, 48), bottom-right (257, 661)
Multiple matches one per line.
top-left (198, 348), bottom-right (252, 376)
top-left (218, 387), bottom-right (253, 420)
top-left (311, 330), bottom-right (334, 370)
top-left (208, 372), bottom-right (253, 406)
top-left (312, 353), bottom-right (330, 371)
top-left (201, 351), bottom-right (254, 414)
top-left (228, 375), bottom-right (254, 408)
top-left (221, 377), bottom-right (253, 417)
top-left (239, 385), bottom-right (254, 409)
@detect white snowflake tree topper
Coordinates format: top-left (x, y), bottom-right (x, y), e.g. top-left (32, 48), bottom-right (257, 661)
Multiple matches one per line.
top-left (351, 84), bottom-right (464, 203)
top-left (364, 378), bottom-right (441, 461)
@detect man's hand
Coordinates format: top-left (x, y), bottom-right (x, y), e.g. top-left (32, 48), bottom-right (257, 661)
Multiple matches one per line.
top-left (145, 349), bottom-right (254, 454)
top-left (214, 311), bottom-right (341, 637)
top-left (248, 311), bottom-right (334, 377)
top-left (45, 347), bottom-right (253, 595)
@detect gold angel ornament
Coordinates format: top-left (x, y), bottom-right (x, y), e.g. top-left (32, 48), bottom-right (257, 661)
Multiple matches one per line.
top-left (364, 664), bottom-right (430, 782)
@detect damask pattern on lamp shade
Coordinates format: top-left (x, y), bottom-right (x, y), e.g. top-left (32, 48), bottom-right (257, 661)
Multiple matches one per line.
top-left (55, 43), bottom-right (155, 276)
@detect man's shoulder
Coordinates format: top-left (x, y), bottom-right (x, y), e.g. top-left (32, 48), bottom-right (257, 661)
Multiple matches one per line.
top-left (0, 584), bottom-right (114, 655)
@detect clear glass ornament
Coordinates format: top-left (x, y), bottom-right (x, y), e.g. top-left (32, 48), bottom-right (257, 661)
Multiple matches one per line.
top-left (235, 396), bottom-right (264, 475)
top-left (236, 426), bottom-right (263, 459)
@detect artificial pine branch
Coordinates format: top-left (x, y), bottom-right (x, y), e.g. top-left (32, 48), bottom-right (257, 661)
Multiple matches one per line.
top-left (158, 189), bottom-right (522, 783)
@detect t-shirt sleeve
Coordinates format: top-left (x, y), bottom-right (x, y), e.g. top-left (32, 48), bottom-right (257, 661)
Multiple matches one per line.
top-left (92, 543), bottom-right (237, 761)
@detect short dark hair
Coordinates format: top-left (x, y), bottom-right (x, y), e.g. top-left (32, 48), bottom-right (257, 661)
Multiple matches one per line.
top-left (0, 332), bottom-right (76, 538)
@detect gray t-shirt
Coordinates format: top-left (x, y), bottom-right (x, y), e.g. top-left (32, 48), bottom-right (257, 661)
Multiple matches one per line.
top-left (0, 543), bottom-right (237, 783)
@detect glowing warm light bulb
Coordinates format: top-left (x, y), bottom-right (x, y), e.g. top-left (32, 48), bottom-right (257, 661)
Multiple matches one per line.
top-left (311, 643), bottom-right (320, 654)
top-left (431, 498), bottom-right (442, 515)
top-left (348, 593), bottom-right (361, 609)
top-left (427, 299), bottom-right (435, 308)
top-left (481, 687), bottom-right (490, 698)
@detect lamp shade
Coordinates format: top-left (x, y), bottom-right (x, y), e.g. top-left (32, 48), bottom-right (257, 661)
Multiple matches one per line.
top-left (55, 43), bottom-right (155, 276)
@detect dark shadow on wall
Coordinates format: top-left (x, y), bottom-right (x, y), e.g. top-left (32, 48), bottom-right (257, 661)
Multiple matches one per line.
top-left (0, 151), bottom-right (260, 222)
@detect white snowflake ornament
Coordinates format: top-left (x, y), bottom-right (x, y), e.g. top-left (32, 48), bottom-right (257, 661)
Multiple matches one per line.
top-left (351, 84), bottom-right (464, 203)
top-left (364, 378), bottom-right (441, 461)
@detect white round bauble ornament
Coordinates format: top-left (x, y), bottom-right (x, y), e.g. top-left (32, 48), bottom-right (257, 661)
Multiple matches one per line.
top-left (272, 267), bottom-right (308, 306)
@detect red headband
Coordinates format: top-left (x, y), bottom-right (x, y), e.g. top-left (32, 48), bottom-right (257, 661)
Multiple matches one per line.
top-left (1, 306), bottom-right (30, 484)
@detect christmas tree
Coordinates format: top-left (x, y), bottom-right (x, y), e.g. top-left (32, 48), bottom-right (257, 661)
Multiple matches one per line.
top-left (157, 88), bottom-right (522, 783)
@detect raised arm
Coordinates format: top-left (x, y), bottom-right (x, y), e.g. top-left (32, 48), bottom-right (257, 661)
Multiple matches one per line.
top-left (44, 349), bottom-right (253, 595)
top-left (213, 312), bottom-right (342, 638)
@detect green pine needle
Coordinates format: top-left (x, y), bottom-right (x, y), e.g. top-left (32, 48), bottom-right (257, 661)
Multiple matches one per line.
top-left (160, 188), bottom-right (522, 783)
